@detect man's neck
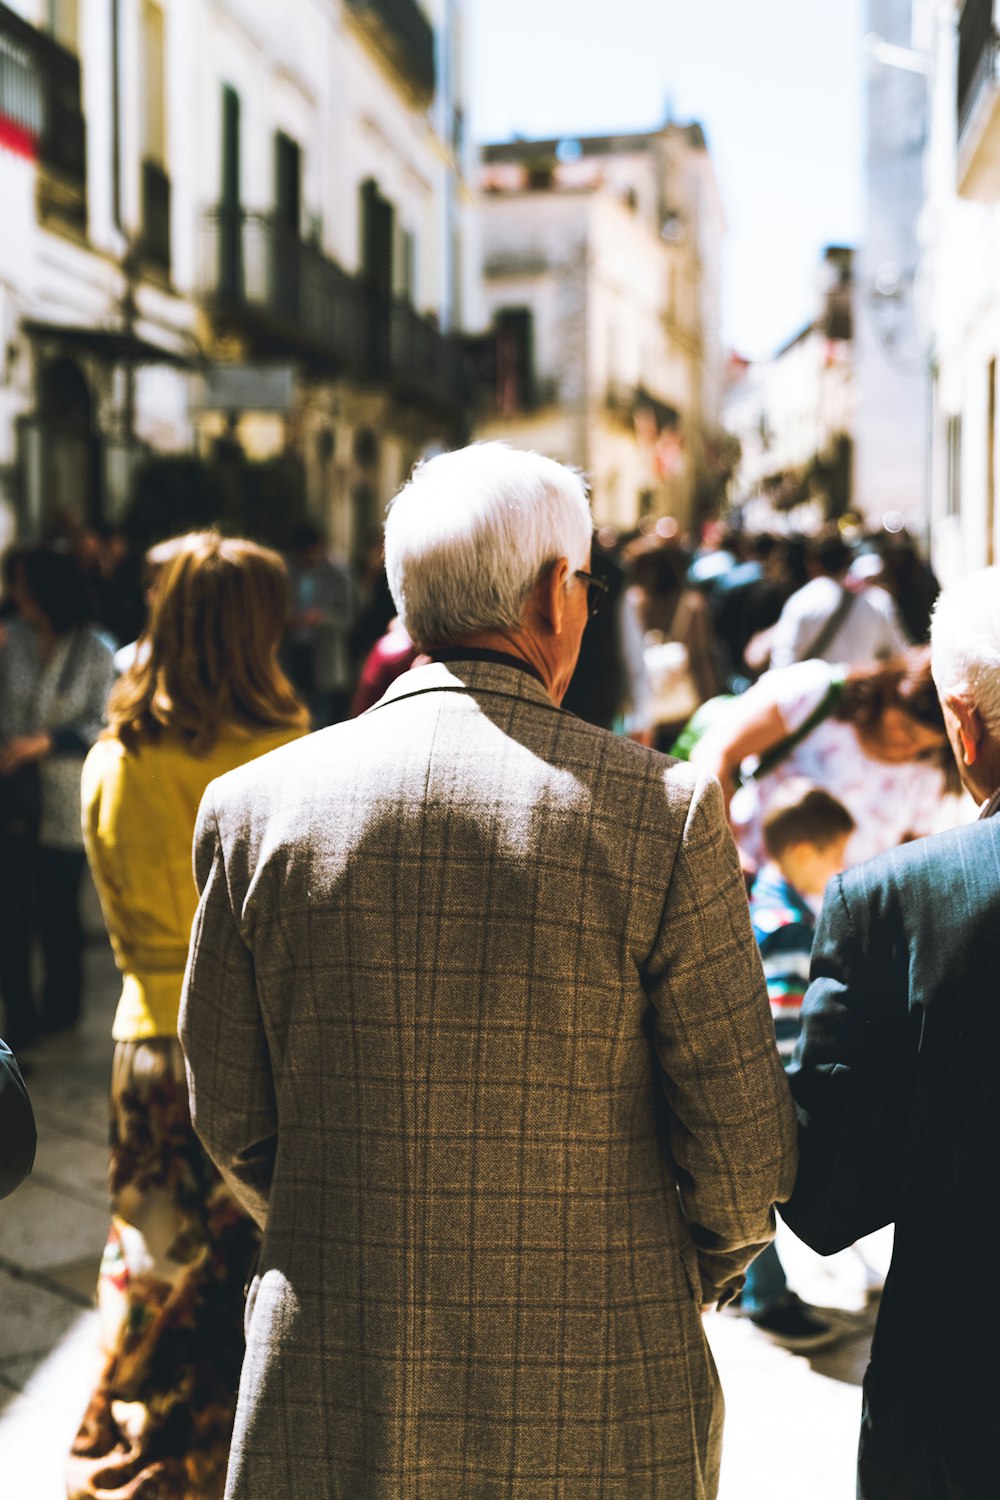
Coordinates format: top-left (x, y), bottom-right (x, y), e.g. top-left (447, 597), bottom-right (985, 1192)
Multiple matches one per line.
top-left (440, 630), bottom-right (558, 700)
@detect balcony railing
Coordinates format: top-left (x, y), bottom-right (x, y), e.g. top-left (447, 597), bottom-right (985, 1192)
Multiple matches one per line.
top-left (141, 159), bottom-right (171, 273)
top-left (959, 0), bottom-right (997, 136)
top-left (344, 0), bottom-right (435, 102)
top-left (201, 210), bottom-right (368, 369)
top-left (0, 3), bottom-right (86, 227)
top-left (387, 299), bottom-right (464, 408)
top-left (199, 209), bottom-right (464, 413)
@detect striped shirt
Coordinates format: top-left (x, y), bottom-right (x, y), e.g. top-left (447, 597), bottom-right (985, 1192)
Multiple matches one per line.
top-left (749, 864), bottom-right (816, 1062)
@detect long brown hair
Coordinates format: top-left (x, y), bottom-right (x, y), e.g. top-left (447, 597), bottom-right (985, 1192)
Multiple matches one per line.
top-left (107, 531), bottom-right (309, 753)
top-left (837, 646), bottom-right (955, 782)
top-left (837, 646), bottom-right (944, 735)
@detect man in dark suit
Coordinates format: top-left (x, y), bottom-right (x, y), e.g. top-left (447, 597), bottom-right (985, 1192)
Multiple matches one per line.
top-left (0, 1036), bottom-right (35, 1199)
top-left (783, 565), bottom-right (1000, 1499)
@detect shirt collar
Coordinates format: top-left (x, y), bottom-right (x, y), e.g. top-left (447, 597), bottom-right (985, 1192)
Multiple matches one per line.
top-left (427, 647), bottom-right (545, 689)
top-left (979, 787), bottom-right (1000, 820)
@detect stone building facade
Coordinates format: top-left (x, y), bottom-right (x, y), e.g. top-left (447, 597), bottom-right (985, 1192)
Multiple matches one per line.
top-left (472, 124), bottom-right (725, 534)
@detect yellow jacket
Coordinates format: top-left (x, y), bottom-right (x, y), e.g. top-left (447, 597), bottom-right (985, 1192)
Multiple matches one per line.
top-left (82, 726), bottom-right (306, 1040)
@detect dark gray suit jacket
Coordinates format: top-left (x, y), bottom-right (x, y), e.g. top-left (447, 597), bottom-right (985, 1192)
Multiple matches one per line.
top-left (784, 813), bottom-right (1000, 1500)
top-left (0, 1037), bottom-right (35, 1199)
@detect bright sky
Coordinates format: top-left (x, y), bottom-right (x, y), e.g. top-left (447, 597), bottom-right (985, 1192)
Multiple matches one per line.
top-left (469, 0), bottom-right (864, 361)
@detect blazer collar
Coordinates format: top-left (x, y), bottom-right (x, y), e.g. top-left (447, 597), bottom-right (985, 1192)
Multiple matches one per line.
top-left (368, 656), bottom-right (558, 715)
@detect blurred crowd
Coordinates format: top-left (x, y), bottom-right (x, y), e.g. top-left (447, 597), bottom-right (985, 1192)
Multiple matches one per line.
top-left (0, 462), bottom-right (979, 1498)
top-left (0, 509), bottom-right (949, 1059)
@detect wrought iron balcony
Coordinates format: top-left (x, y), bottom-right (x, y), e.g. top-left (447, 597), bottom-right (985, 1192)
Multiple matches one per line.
top-left (0, 3), bottom-right (86, 227)
top-left (199, 209), bottom-right (464, 416)
top-left (141, 160), bottom-right (171, 273)
top-left (958, 0), bottom-right (1000, 197)
top-left (386, 298), bottom-right (464, 410)
top-left (344, 0), bottom-right (435, 103)
top-left (200, 210), bottom-right (368, 369)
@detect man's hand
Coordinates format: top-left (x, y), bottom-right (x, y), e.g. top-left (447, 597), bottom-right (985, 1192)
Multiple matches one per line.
top-left (0, 733), bottom-right (52, 775)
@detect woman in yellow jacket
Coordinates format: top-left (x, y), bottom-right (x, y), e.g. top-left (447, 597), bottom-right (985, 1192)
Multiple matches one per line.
top-left (69, 533), bottom-right (309, 1500)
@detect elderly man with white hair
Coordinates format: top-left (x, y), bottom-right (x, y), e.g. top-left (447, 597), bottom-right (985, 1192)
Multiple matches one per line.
top-left (180, 442), bottom-right (796, 1500)
top-left (782, 567), bottom-right (1000, 1499)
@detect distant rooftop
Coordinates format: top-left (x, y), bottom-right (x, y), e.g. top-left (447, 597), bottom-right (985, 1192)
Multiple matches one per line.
top-left (482, 122), bottom-right (708, 162)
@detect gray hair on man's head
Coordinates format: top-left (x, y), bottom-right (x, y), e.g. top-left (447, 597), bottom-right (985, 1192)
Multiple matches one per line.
top-left (930, 566), bottom-right (1000, 738)
top-left (384, 442), bottom-right (592, 648)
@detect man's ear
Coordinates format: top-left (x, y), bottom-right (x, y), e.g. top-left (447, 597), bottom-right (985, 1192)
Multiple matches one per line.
top-left (537, 558), bottom-right (570, 635)
top-left (945, 693), bottom-right (983, 766)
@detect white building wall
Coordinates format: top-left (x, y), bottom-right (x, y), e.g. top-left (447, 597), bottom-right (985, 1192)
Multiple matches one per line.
top-left (855, 0), bottom-right (931, 536)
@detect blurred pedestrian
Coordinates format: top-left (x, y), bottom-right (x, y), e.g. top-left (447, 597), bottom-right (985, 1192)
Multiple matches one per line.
top-left (627, 537), bottom-right (722, 746)
top-left (769, 529), bottom-right (907, 670)
top-left (741, 780), bottom-right (855, 1350)
top-left (783, 566), bottom-right (1000, 1498)
top-left (0, 1035), bottom-right (36, 1200)
top-left (77, 524), bottom-right (145, 649)
top-left (713, 533), bottom-right (797, 690)
top-left (0, 547), bottom-right (115, 1047)
top-left (68, 533), bottom-right (309, 1500)
top-left (284, 521), bottom-right (355, 726)
top-left (349, 527), bottom-right (397, 671)
top-left (349, 614), bottom-right (420, 715)
top-left (876, 533), bottom-right (940, 644)
top-left (562, 538), bottom-right (655, 736)
top-left (690, 649), bottom-right (949, 873)
top-left (180, 442), bottom-right (796, 1500)
top-left (687, 518), bottom-right (738, 591)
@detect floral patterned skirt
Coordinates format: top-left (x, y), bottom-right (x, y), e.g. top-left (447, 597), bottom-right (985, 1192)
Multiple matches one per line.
top-left (68, 1038), bottom-right (260, 1500)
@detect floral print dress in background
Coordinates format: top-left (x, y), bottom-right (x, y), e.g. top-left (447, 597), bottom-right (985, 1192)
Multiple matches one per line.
top-left (68, 1039), bottom-right (259, 1500)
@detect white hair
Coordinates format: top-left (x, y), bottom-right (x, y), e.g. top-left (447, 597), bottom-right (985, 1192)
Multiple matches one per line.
top-left (930, 566), bottom-right (1000, 738)
top-left (384, 442), bottom-right (592, 647)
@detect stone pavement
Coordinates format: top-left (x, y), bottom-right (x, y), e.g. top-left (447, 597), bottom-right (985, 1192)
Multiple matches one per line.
top-left (0, 885), bottom-right (888, 1499)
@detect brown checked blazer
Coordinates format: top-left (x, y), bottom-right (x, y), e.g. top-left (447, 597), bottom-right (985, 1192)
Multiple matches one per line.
top-left (180, 658), bottom-right (797, 1500)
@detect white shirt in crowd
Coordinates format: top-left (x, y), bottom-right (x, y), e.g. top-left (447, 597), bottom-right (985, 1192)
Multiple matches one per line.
top-left (769, 575), bottom-right (908, 670)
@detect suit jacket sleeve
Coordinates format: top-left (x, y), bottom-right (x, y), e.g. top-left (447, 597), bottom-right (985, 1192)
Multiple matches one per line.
top-left (782, 871), bottom-right (912, 1254)
top-left (178, 787), bottom-right (277, 1228)
top-left (0, 1037), bottom-right (36, 1200)
top-left (644, 772), bottom-right (798, 1305)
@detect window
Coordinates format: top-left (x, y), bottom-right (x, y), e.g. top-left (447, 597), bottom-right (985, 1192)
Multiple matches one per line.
top-left (47, 0), bottom-right (77, 53)
top-left (360, 179), bottom-right (394, 298)
top-left (140, 0), bottom-right (169, 270)
top-left (397, 226), bottom-right (416, 303)
top-left (946, 413), bottom-right (962, 519)
top-left (142, 0), bottom-right (166, 166)
top-left (275, 132), bottom-right (302, 236)
top-left (495, 307), bottom-right (535, 414)
top-left (217, 86), bottom-right (242, 301)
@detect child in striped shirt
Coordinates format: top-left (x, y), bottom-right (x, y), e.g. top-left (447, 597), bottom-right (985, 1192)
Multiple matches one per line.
top-left (742, 779), bottom-right (855, 1350)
